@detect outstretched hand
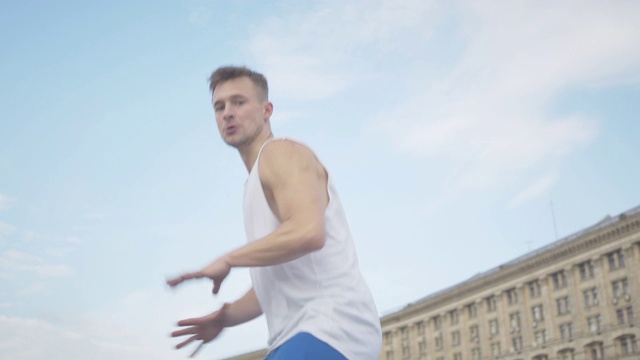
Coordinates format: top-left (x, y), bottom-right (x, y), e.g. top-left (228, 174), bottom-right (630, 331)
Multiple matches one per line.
top-left (167, 256), bottom-right (232, 295)
top-left (171, 304), bottom-right (229, 357)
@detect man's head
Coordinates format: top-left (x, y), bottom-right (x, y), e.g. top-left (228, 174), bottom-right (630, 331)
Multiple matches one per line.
top-left (209, 66), bottom-right (269, 101)
top-left (209, 66), bottom-right (273, 149)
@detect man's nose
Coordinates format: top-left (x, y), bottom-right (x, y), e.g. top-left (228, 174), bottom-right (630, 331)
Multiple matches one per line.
top-left (223, 106), bottom-right (234, 120)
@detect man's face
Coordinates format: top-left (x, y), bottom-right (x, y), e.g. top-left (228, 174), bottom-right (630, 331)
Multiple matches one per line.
top-left (212, 76), bottom-right (271, 148)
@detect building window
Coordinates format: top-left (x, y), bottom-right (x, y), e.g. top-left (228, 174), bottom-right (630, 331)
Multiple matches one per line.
top-left (450, 309), bottom-right (459, 325)
top-left (552, 270), bottom-right (568, 289)
top-left (557, 296), bottom-right (571, 315)
top-left (585, 342), bottom-right (604, 360)
top-left (506, 288), bottom-right (519, 305)
top-left (532, 304), bottom-right (544, 322)
top-left (559, 323), bottom-right (574, 340)
top-left (417, 322), bottom-right (426, 337)
top-left (433, 315), bottom-right (442, 331)
top-left (453, 352), bottom-right (462, 360)
top-left (558, 348), bottom-right (575, 360)
top-left (486, 296), bottom-right (497, 312)
top-left (418, 340), bottom-right (427, 359)
top-left (471, 347), bottom-right (481, 360)
top-left (583, 287), bottom-right (599, 307)
top-left (578, 260), bottom-right (595, 280)
top-left (535, 330), bottom-right (547, 345)
top-left (402, 346), bottom-right (410, 360)
top-left (617, 335), bottom-right (638, 356)
top-left (435, 333), bottom-right (443, 351)
top-left (509, 312), bottom-right (521, 332)
top-left (489, 319), bottom-right (499, 336)
top-left (452, 331), bottom-right (460, 346)
top-left (587, 314), bottom-right (602, 334)
top-left (400, 327), bottom-right (410, 360)
top-left (469, 325), bottom-right (479, 342)
top-left (386, 350), bottom-right (394, 360)
top-left (607, 249), bottom-right (625, 271)
top-left (491, 342), bottom-right (501, 357)
top-left (612, 278), bottom-right (630, 298)
top-left (533, 355), bottom-right (549, 360)
top-left (467, 303), bottom-right (477, 319)
top-left (384, 331), bottom-right (393, 346)
top-left (529, 280), bottom-right (541, 298)
top-left (617, 307), bottom-right (634, 325)
top-left (512, 336), bottom-right (523, 351)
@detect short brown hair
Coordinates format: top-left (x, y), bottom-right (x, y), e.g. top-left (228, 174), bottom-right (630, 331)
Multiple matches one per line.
top-left (208, 66), bottom-right (269, 101)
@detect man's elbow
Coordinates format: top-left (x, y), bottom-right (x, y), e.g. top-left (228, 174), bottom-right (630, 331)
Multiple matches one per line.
top-left (303, 227), bottom-right (326, 252)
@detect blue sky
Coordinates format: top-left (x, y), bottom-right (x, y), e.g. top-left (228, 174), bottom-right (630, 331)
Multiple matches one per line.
top-left (1, 1), bottom-right (640, 359)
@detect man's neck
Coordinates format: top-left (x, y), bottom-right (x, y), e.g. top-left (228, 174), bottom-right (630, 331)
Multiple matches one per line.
top-left (239, 132), bottom-right (274, 172)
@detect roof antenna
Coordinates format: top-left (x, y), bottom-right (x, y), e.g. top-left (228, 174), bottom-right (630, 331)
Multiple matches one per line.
top-left (550, 199), bottom-right (559, 241)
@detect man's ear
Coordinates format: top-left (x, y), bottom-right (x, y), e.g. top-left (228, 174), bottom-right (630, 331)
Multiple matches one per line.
top-left (263, 102), bottom-right (274, 121)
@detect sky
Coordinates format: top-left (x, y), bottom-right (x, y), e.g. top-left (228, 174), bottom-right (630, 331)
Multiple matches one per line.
top-left (1, 0), bottom-right (640, 359)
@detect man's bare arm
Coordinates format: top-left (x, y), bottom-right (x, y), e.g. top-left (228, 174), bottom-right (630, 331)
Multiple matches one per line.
top-left (224, 288), bottom-right (263, 327)
top-left (225, 140), bottom-right (327, 267)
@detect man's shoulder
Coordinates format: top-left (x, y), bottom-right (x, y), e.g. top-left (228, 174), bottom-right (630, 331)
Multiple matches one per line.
top-left (260, 138), bottom-right (316, 163)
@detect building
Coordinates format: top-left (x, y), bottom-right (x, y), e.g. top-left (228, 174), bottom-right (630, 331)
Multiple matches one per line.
top-left (224, 205), bottom-right (640, 360)
top-left (381, 206), bottom-right (640, 360)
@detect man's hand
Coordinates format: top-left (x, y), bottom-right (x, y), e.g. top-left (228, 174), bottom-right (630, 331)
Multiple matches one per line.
top-left (166, 256), bottom-right (231, 294)
top-left (171, 304), bottom-right (229, 357)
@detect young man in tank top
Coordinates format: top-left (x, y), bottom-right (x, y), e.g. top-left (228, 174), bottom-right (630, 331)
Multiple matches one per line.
top-left (167, 66), bottom-right (381, 359)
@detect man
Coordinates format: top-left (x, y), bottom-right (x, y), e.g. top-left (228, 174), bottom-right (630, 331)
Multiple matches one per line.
top-left (167, 66), bottom-right (381, 359)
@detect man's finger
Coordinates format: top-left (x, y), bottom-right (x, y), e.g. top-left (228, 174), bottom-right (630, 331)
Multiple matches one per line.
top-left (190, 342), bottom-right (205, 358)
top-left (171, 326), bottom-right (198, 337)
top-left (177, 316), bottom-right (207, 327)
top-left (212, 279), bottom-right (222, 295)
top-left (176, 334), bottom-right (199, 349)
top-left (167, 272), bottom-right (202, 287)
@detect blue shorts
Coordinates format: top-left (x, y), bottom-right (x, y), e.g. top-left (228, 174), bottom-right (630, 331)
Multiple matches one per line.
top-left (265, 332), bottom-right (347, 360)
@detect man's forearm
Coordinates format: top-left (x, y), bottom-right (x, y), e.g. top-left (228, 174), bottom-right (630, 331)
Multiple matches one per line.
top-left (224, 288), bottom-right (263, 327)
top-left (224, 220), bottom-right (325, 268)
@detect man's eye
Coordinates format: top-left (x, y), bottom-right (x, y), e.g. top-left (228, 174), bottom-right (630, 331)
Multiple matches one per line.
top-left (234, 100), bottom-right (245, 106)
top-left (215, 106), bottom-right (224, 112)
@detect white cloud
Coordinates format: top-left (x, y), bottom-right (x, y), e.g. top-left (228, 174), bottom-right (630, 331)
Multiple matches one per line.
top-left (0, 221), bottom-right (16, 238)
top-left (375, 0), bottom-right (640, 189)
top-left (0, 315), bottom-right (183, 360)
top-left (16, 282), bottom-right (49, 297)
top-left (4, 250), bottom-right (42, 263)
top-left (0, 193), bottom-right (13, 210)
top-left (46, 246), bottom-right (78, 258)
top-left (63, 236), bottom-right (83, 245)
top-left (243, 1), bottom-right (640, 191)
top-left (509, 175), bottom-right (557, 208)
top-left (0, 250), bottom-right (73, 278)
top-left (246, 0), bottom-right (438, 100)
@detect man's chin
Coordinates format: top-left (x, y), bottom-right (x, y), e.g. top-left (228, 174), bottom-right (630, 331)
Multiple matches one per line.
top-left (223, 137), bottom-right (245, 149)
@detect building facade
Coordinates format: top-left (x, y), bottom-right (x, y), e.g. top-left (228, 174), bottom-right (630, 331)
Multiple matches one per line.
top-left (224, 205), bottom-right (640, 360)
top-left (380, 206), bottom-right (640, 360)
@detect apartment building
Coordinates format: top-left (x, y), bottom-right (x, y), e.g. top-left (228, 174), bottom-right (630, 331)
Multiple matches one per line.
top-left (380, 206), bottom-right (640, 360)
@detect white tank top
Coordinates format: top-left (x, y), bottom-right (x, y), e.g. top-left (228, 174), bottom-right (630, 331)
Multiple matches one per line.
top-left (243, 139), bottom-right (381, 359)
